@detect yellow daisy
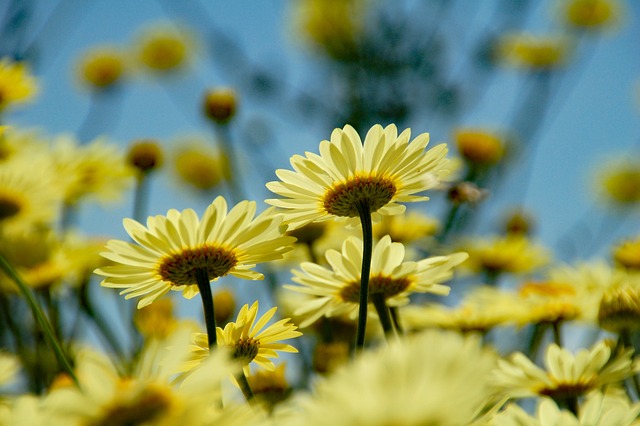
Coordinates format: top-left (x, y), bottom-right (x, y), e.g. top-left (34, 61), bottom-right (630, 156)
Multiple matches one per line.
top-left (51, 135), bottom-right (134, 206)
top-left (286, 235), bottom-right (467, 327)
top-left (493, 390), bottom-right (640, 426)
top-left (613, 236), bottom-right (640, 270)
top-left (274, 330), bottom-right (498, 426)
top-left (44, 340), bottom-right (264, 426)
top-left (492, 340), bottom-right (638, 402)
top-left (76, 45), bottom-right (127, 91)
top-left (187, 301), bottom-right (301, 376)
top-left (94, 196), bottom-right (295, 308)
top-left (0, 58), bottom-right (38, 112)
top-left (0, 156), bottom-right (61, 234)
top-left (560, 0), bottom-right (621, 32)
top-left (266, 123), bottom-right (450, 230)
top-left (498, 33), bottom-right (570, 71)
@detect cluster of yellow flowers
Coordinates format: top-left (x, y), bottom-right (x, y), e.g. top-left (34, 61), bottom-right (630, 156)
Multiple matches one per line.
top-left (0, 0), bottom-right (638, 424)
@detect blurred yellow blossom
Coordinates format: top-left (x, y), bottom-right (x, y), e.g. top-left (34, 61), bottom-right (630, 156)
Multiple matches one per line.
top-left (77, 46), bottom-right (127, 90)
top-left (0, 58), bottom-right (38, 112)
top-left (173, 136), bottom-right (230, 191)
top-left (599, 157), bottom-right (640, 207)
top-left (202, 87), bottom-right (238, 124)
top-left (560, 0), bottom-right (621, 31)
top-left (461, 235), bottom-right (549, 277)
top-left (613, 236), bottom-right (640, 270)
top-left (134, 24), bottom-right (194, 74)
top-left (454, 128), bottom-right (506, 167)
top-left (499, 33), bottom-right (570, 71)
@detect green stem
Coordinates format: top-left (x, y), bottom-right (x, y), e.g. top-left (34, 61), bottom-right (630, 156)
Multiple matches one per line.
top-left (0, 253), bottom-right (78, 385)
top-left (214, 124), bottom-right (246, 204)
top-left (526, 323), bottom-right (546, 360)
top-left (355, 200), bottom-right (373, 351)
top-left (236, 370), bottom-right (255, 402)
top-left (132, 173), bottom-right (150, 223)
top-left (389, 306), bottom-right (404, 336)
top-left (619, 329), bottom-right (640, 399)
top-left (551, 321), bottom-right (563, 347)
top-left (195, 268), bottom-right (217, 348)
top-left (371, 293), bottom-right (394, 339)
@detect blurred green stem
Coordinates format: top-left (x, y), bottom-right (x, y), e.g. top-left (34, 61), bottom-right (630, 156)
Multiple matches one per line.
top-left (0, 252), bottom-right (77, 385)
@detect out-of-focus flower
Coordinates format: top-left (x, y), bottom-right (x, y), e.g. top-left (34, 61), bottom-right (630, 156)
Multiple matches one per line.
top-left (503, 209), bottom-right (534, 236)
top-left (291, 0), bottom-right (366, 60)
top-left (599, 157), bottom-right (640, 207)
top-left (372, 210), bottom-right (439, 247)
top-left (454, 128), bottom-right (506, 167)
top-left (0, 157), bottom-right (62, 234)
top-left (212, 287), bottom-right (236, 326)
top-left (134, 298), bottom-right (178, 340)
top-left (95, 196), bottom-right (295, 308)
top-left (0, 395), bottom-right (48, 426)
top-left (266, 124), bottom-right (450, 230)
top-left (312, 341), bottom-right (350, 374)
top-left (275, 330), bottom-right (498, 426)
top-left (401, 287), bottom-right (519, 335)
top-left (598, 278), bottom-right (640, 332)
top-left (202, 88), bottom-right (237, 124)
top-left (51, 135), bottom-right (134, 206)
top-left (127, 139), bottom-right (164, 175)
top-left (187, 301), bottom-right (301, 376)
top-left (560, 0), bottom-right (621, 32)
top-left (613, 236), bottom-right (640, 270)
top-left (492, 340), bottom-right (638, 401)
top-left (498, 33), bottom-right (570, 71)
top-left (0, 127), bottom-right (49, 163)
top-left (514, 280), bottom-right (583, 326)
top-left (247, 363), bottom-right (291, 410)
top-left (45, 342), bottom-right (262, 426)
top-left (76, 46), bottom-right (127, 91)
top-left (0, 58), bottom-right (38, 112)
top-left (173, 136), bottom-right (230, 191)
top-left (492, 390), bottom-right (640, 426)
top-left (461, 235), bottom-right (549, 277)
top-left (286, 235), bottom-right (466, 327)
top-left (134, 24), bottom-right (194, 74)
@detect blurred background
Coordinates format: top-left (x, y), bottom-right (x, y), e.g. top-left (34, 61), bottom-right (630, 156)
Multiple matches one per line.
top-left (0, 0), bottom-right (639, 389)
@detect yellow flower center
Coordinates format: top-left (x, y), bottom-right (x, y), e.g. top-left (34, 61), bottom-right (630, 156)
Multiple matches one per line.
top-left (89, 386), bottom-right (171, 426)
top-left (339, 274), bottom-right (411, 303)
top-left (0, 194), bottom-right (21, 221)
top-left (538, 381), bottom-right (595, 400)
top-left (234, 337), bottom-right (260, 364)
top-left (157, 245), bottom-right (238, 286)
top-left (323, 175), bottom-right (397, 217)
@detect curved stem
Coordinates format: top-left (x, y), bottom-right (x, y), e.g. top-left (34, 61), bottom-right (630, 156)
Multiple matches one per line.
top-left (195, 268), bottom-right (217, 348)
top-left (371, 293), bottom-right (394, 339)
top-left (0, 252), bottom-right (77, 385)
top-left (355, 200), bottom-right (373, 351)
top-left (236, 370), bottom-right (255, 402)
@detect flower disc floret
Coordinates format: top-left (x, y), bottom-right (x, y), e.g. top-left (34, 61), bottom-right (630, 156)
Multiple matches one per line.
top-left (323, 175), bottom-right (397, 217)
top-left (158, 245), bottom-right (238, 286)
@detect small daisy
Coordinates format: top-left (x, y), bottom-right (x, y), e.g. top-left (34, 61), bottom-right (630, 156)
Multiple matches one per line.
top-left (187, 301), bottom-right (301, 377)
top-left (286, 235), bottom-right (467, 327)
top-left (266, 123), bottom-right (450, 230)
top-left (0, 58), bottom-right (38, 112)
top-left (492, 340), bottom-right (638, 403)
top-left (94, 196), bottom-right (296, 308)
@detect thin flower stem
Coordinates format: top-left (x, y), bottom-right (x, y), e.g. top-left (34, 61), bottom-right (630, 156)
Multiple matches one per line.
top-left (371, 293), bottom-right (394, 339)
top-left (132, 173), bottom-right (150, 223)
top-left (619, 329), bottom-right (640, 399)
top-left (195, 268), bottom-right (217, 348)
top-left (389, 307), bottom-right (404, 336)
top-left (355, 200), bottom-right (373, 351)
top-left (214, 124), bottom-right (246, 204)
top-left (0, 253), bottom-right (78, 385)
top-left (551, 321), bottom-right (563, 347)
top-left (236, 370), bottom-right (255, 402)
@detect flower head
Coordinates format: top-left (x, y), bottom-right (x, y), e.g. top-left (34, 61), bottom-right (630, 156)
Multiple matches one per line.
top-left (135, 24), bottom-right (194, 74)
top-left (173, 136), bottom-right (230, 191)
top-left (94, 196), bottom-right (296, 308)
top-left (187, 301), bottom-right (301, 376)
top-left (560, 0), bottom-right (621, 31)
top-left (266, 123), bottom-right (450, 230)
top-left (461, 235), bottom-right (549, 277)
top-left (598, 157), bottom-right (640, 208)
top-left (286, 235), bottom-right (466, 327)
top-left (492, 340), bottom-right (639, 401)
top-left (0, 58), bottom-right (38, 112)
top-left (454, 128), bottom-right (506, 167)
top-left (499, 33), bottom-right (570, 71)
top-left (613, 236), bottom-right (640, 270)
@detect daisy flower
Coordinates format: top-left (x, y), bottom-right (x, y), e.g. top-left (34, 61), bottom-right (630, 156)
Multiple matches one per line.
top-left (266, 123), bottom-right (449, 230)
top-left (94, 196), bottom-right (296, 309)
top-left (286, 235), bottom-right (467, 328)
top-left (492, 340), bottom-right (639, 404)
top-left (0, 58), bottom-right (38, 112)
top-left (187, 301), bottom-right (301, 377)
